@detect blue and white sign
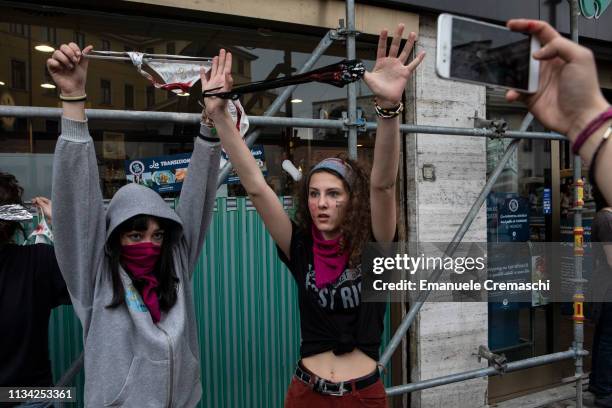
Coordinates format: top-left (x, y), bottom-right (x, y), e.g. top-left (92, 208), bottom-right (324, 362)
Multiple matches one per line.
top-left (222, 144), bottom-right (268, 185)
top-left (498, 196), bottom-right (529, 242)
top-left (125, 153), bottom-right (191, 193)
top-left (543, 188), bottom-right (552, 215)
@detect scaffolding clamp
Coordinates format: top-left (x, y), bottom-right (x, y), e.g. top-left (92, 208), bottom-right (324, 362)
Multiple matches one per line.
top-left (574, 226), bottom-right (585, 256)
top-left (342, 110), bottom-right (367, 133)
top-left (575, 178), bottom-right (584, 207)
top-left (332, 19), bottom-right (361, 40)
top-left (477, 345), bottom-right (508, 373)
top-left (472, 111), bottom-right (508, 139)
top-left (573, 294), bottom-right (585, 323)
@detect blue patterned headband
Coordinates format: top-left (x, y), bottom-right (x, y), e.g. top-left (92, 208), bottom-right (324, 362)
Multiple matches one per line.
top-left (309, 158), bottom-right (354, 187)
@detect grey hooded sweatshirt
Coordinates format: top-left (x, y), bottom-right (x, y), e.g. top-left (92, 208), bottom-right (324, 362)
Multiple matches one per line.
top-left (52, 117), bottom-right (220, 407)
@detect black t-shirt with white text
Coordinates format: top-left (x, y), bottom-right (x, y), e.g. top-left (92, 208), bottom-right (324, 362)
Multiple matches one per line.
top-left (277, 221), bottom-right (386, 360)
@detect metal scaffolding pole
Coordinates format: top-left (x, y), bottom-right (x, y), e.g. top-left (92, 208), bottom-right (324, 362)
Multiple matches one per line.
top-left (569, 1), bottom-right (585, 407)
top-left (345, 0), bottom-right (358, 159)
top-left (379, 113), bottom-right (534, 368)
top-left (216, 30), bottom-right (335, 187)
top-left (0, 106), bottom-right (564, 140)
top-left (386, 349), bottom-right (586, 396)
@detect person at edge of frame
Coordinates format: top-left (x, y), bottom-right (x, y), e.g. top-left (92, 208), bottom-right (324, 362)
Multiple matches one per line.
top-left (0, 177), bottom-right (70, 408)
top-left (203, 23), bottom-right (425, 407)
top-left (502, 20), bottom-right (611, 210)
top-left (588, 184), bottom-right (612, 408)
top-left (47, 42), bottom-right (220, 407)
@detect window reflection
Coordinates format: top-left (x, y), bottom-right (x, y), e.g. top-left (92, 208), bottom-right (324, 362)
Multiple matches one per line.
top-left (0, 9), bottom-right (380, 199)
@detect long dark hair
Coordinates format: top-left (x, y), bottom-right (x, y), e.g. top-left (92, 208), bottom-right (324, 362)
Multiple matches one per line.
top-left (0, 172), bottom-right (26, 244)
top-left (106, 214), bottom-right (179, 311)
top-left (295, 154), bottom-right (371, 267)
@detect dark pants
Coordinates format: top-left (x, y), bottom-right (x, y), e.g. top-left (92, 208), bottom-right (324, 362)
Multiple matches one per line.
top-left (591, 302), bottom-right (612, 397)
top-left (284, 374), bottom-right (387, 408)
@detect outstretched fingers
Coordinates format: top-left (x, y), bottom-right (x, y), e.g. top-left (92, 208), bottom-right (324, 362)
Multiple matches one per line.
top-left (377, 29), bottom-right (388, 60)
top-left (388, 24), bottom-right (405, 58)
top-left (398, 31), bottom-right (417, 64)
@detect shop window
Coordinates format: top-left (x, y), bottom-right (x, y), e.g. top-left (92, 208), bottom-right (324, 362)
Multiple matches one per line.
top-left (0, 8), bottom-right (379, 200)
top-left (146, 85), bottom-right (155, 108)
top-left (100, 79), bottom-right (111, 105)
top-left (124, 84), bottom-right (134, 109)
top-left (11, 60), bottom-right (27, 90)
top-left (74, 31), bottom-right (85, 49)
top-left (9, 23), bottom-right (26, 36)
top-left (42, 27), bottom-right (57, 45)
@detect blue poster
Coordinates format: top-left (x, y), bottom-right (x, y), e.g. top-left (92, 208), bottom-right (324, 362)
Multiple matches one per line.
top-left (498, 197), bottom-right (530, 242)
top-left (543, 188), bottom-right (552, 215)
top-left (125, 153), bottom-right (191, 193)
top-left (222, 144), bottom-right (268, 185)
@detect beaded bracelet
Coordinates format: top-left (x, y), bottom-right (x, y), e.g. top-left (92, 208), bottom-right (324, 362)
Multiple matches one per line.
top-left (375, 101), bottom-right (403, 119)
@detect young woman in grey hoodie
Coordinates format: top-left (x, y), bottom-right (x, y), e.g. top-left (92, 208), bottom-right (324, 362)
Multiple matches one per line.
top-left (48, 43), bottom-right (227, 407)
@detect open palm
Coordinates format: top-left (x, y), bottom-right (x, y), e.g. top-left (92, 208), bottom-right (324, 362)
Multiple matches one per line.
top-left (363, 24), bottom-right (425, 107)
top-left (200, 49), bottom-right (233, 118)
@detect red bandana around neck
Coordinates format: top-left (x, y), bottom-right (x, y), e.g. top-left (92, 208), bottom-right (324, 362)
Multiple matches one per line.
top-left (311, 225), bottom-right (349, 288)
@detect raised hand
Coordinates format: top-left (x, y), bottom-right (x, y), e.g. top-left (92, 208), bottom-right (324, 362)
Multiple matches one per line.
top-left (505, 19), bottom-right (608, 141)
top-left (31, 196), bottom-right (52, 224)
top-left (200, 49), bottom-right (233, 120)
top-left (46, 43), bottom-right (93, 97)
top-left (363, 24), bottom-right (426, 108)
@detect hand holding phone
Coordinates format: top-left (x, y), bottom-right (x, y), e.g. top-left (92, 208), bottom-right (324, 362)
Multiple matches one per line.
top-left (504, 19), bottom-right (609, 142)
top-left (436, 13), bottom-right (540, 93)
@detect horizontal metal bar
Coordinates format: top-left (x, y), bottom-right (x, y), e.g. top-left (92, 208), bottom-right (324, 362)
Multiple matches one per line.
top-left (86, 50), bottom-right (212, 62)
top-left (385, 349), bottom-right (584, 396)
top-left (0, 106), bottom-right (565, 140)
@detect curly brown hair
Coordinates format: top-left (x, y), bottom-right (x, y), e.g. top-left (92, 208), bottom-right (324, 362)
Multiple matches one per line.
top-left (0, 172), bottom-right (26, 244)
top-left (294, 154), bottom-right (371, 267)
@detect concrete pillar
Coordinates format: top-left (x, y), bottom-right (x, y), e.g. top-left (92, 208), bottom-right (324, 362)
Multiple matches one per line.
top-left (405, 13), bottom-right (489, 408)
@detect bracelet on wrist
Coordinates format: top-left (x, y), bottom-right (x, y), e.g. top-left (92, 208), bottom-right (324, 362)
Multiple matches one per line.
top-left (59, 93), bottom-right (87, 102)
top-left (198, 125), bottom-right (220, 142)
top-left (572, 106), bottom-right (612, 155)
top-left (374, 99), bottom-right (403, 119)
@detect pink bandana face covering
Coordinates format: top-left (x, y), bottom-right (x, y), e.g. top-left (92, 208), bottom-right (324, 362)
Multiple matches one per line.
top-left (121, 242), bottom-right (162, 323)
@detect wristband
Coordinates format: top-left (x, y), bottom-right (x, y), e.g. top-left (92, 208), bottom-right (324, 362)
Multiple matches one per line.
top-left (198, 125), bottom-right (220, 143)
top-left (374, 100), bottom-right (403, 119)
top-left (572, 106), bottom-right (612, 155)
top-left (59, 93), bottom-right (87, 102)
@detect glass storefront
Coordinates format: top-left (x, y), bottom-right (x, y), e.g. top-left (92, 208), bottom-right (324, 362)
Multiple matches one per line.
top-left (0, 4), bottom-right (384, 200)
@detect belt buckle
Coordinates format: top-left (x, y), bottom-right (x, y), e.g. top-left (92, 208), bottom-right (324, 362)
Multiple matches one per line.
top-left (318, 379), bottom-right (347, 397)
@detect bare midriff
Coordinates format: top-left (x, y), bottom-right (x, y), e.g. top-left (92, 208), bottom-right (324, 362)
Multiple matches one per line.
top-left (301, 348), bottom-right (377, 382)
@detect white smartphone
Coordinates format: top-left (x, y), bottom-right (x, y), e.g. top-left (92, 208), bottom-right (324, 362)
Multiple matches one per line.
top-left (436, 13), bottom-right (540, 93)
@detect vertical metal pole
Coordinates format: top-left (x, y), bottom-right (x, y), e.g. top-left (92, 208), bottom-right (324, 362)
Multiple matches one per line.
top-left (346, 0), bottom-right (358, 159)
top-left (569, 1), bottom-right (585, 407)
top-left (216, 30), bottom-right (336, 187)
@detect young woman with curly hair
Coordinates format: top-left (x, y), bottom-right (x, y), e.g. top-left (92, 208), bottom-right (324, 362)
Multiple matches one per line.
top-left (203, 23), bottom-right (424, 407)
